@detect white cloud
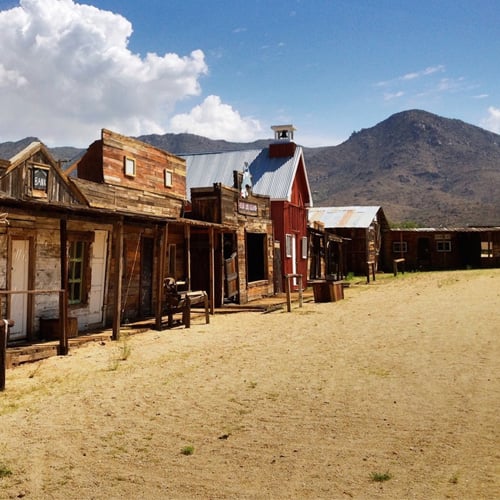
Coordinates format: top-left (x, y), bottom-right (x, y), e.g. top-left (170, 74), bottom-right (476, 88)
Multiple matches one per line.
top-left (170, 95), bottom-right (262, 141)
top-left (383, 91), bottom-right (405, 101)
top-left (376, 65), bottom-right (445, 87)
top-left (0, 0), bottom-right (209, 146)
top-left (481, 106), bottom-right (500, 134)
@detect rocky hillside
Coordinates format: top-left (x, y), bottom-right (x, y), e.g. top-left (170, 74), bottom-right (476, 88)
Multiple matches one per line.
top-left (1, 109), bottom-right (499, 227)
top-left (304, 110), bottom-right (500, 226)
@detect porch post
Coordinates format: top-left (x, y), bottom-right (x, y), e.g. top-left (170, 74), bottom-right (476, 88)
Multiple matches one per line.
top-left (59, 218), bottom-right (69, 355)
top-left (209, 227), bottom-right (215, 314)
top-left (112, 219), bottom-right (124, 340)
top-left (184, 224), bottom-right (191, 290)
top-left (155, 223), bottom-right (168, 330)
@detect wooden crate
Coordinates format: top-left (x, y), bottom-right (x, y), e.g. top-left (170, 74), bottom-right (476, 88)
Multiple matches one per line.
top-left (312, 281), bottom-right (344, 302)
top-left (39, 317), bottom-right (78, 340)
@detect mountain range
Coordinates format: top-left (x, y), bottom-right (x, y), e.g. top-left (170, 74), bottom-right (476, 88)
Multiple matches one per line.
top-left (1, 109), bottom-right (499, 227)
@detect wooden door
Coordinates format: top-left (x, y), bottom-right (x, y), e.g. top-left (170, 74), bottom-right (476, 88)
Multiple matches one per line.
top-left (224, 252), bottom-right (238, 300)
top-left (9, 239), bottom-right (29, 341)
top-left (87, 230), bottom-right (108, 325)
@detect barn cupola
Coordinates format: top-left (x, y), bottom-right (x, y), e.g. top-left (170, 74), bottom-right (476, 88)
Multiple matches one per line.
top-left (269, 124), bottom-right (297, 158)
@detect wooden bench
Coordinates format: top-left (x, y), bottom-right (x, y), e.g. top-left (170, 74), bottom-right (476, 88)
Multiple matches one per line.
top-left (163, 278), bottom-right (209, 329)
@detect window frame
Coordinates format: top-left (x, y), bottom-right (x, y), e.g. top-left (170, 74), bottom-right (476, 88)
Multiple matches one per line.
top-left (285, 234), bottom-right (293, 258)
top-left (301, 236), bottom-right (308, 260)
top-left (67, 231), bottom-right (94, 306)
top-left (392, 241), bottom-right (408, 253)
top-left (124, 156), bottom-right (136, 177)
top-left (436, 240), bottom-right (452, 252)
top-left (32, 166), bottom-right (49, 193)
top-left (164, 169), bottom-right (173, 187)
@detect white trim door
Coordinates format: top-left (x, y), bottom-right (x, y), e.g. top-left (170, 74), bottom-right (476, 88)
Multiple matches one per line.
top-left (87, 230), bottom-right (108, 325)
top-left (9, 239), bottom-right (29, 341)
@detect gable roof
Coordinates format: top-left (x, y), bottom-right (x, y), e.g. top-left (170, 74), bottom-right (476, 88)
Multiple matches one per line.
top-left (181, 145), bottom-right (312, 204)
top-left (309, 206), bottom-right (389, 229)
top-left (0, 141), bottom-right (88, 205)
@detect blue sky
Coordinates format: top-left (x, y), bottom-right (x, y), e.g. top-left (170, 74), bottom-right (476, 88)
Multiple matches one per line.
top-left (0, 0), bottom-right (498, 147)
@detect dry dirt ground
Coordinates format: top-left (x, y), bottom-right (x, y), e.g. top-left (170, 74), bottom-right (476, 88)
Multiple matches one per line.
top-left (1, 269), bottom-right (499, 499)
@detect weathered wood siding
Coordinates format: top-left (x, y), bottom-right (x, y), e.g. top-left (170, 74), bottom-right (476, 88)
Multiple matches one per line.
top-left (190, 184), bottom-right (274, 304)
top-left (74, 129), bottom-right (187, 218)
top-left (0, 209), bottom-right (112, 337)
top-left (383, 229), bottom-right (500, 272)
top-left (0, 147), bottom-right (85, 205)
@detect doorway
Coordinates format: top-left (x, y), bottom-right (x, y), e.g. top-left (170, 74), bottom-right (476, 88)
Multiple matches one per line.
top-left (417, 237), bottom-right (431, 269)
top-left (140, 237), bottom-right (154, 317)
top-left (9, 239), bottom-right (30, 341)
top-left (87, 230), bottom-right (108, 325)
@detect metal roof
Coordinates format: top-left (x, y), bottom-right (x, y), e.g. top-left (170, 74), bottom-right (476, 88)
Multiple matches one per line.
top-left (181, 146), bottom-right (311, 203)
top-left (308, 206), bottom-right (383, 229)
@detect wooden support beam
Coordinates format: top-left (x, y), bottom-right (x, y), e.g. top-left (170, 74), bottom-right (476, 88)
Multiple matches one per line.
top-left (112, 219), bottom-right (124, 341)
top-left (155, 223), bottom-right (168, 330)
top-left (209, 227), bottom-right (215, 315)
top-left (185, 224), bottom-right (191, 291)
top-left (0, 320), bottom-right (6, 391)
top-left (59, 218), bottom-right (69, 356)
top-left (366, 261), bottom-right (376, 283)
top-left (393, 258), bottom-right (405, 276)
top-left (285, 273), bottom-right (303, 312)
top-left (0, 319), bottom-right (15, 391)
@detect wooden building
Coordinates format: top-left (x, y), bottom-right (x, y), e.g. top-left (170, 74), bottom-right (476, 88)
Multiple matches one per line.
top-left (0, 141), bottom-right (112, 342)
top-left (308, 206), bottom-right (390, 276)
top-left (189, 183), bottom-right (274, 304)
top-left (383, 227), bottom-right (500, 272)
top-left (0, 128), bottom-right (281, 346)
top-left (307, 220), bottom-right (345, 282)
top-left (182, 125), bottom-right (313, 292)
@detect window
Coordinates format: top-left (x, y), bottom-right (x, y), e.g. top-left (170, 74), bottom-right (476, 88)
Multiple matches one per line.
top-left (32, 166), bottom-right (49, 192)
top-left (124, 157), bottom-right (136, 177)
top-left (481, 240), bottom-right (493, 258)
top-left (301, 236), bottom-right (308, 259)
top-left (285, 234), bottom-right (293, 258)
top-left (67, 232), bottom-right (93, 305)
top-left (436, 240), bottom-right (451, 252)
top-left (393, 241), bottom-right (408, 253)
top-left (68, 241), bottom-right (86, 304)
top-left (164, 169), bottom-right (173, 187)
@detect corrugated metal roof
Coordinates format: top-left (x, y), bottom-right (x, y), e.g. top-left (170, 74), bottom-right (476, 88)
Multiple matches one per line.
top-left (308, 206), bottom-right (382, 229)
top-left (181, 146), bottom-right (310, 202)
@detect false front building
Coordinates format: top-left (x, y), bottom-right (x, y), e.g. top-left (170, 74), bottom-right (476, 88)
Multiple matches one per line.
top-left (182, 125), bottom-right (313, 292)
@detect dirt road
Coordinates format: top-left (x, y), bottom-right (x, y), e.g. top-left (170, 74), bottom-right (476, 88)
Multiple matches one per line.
top-left (1, 269), bottom-right (499, 499)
